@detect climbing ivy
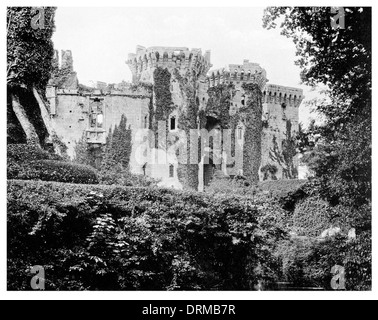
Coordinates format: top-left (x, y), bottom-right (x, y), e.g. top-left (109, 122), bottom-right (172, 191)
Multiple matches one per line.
top-left (241, 83), bottom-right (263, 184)
top-left (152, 67), bottom-right (174, 148)
top-left (205, 83), bottom-right (235, 128)
top-left (153, 67), bottom-right (174, 123)
top-left (205, 83), bottom-right (240, 166)
top-left (174, 69), bottom-right (200, 190)
top-left (269, 120), bottom-right (298, 179)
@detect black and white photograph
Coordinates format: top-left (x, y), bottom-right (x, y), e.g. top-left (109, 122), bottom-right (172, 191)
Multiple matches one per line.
top-left (4, 2), bottom-right (374, 301)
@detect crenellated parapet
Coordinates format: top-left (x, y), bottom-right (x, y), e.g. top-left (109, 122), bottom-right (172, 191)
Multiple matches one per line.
top-left (126, 45), bottom-right (212, 83)
top-left (262, 84), bottom-right (304, 108)
top-left (207, 60), bottom-right (268, 91)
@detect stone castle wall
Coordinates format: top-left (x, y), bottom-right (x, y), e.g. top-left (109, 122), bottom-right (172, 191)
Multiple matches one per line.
top-left (47, 48), bottom-right (303, 190)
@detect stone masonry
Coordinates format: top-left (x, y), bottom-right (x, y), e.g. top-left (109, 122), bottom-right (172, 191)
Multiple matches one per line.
top-left (47, 47), bottom-right (303, 190)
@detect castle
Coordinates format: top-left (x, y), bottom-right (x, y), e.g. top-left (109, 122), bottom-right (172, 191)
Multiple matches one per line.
top-left (46, 46), bottom-right (303, 191)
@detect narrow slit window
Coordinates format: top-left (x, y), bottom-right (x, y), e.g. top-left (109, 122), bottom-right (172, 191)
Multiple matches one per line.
top-left (170, 117), bottom-right (176, 131)
top-left (238, 127), bottom-right (243, 140)
top-left (169, 164), bottom-right (174, 178)
top-left (241, 95), bottom-right (245, 106)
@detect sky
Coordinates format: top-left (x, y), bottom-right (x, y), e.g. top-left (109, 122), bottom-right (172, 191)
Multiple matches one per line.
top-left (52, 7), bottom-right (318, 126)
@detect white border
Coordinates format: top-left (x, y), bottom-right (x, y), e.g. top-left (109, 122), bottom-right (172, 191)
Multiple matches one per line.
top-left (1, 0), bottom-right (376, 300)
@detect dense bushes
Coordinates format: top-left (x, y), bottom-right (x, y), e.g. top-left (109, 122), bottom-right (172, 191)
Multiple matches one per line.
top-left (291, 196), bottom-right (333, 238)
top-left (276, 180), bottom-right (372, 290)
top-left (8, 144), bottom-right (99, 184)
top-left (7, 179), bottom-right (285, 291)
top-left (99, 163), bottom-right (158, 188)
top-left (7, 144), bottom-right (63, 163)
top-left (206, 175), bottom-right (306, 199)
top-left (9, 160), bottom-right (99, 184)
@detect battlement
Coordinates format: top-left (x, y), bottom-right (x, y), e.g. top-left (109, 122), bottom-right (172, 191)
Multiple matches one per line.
top-left (262, 84), bottom-right (304, 107)
top-left (126, 45), bottom-right (212, 82)
top-left (207, 60), bottom-right (268, 90)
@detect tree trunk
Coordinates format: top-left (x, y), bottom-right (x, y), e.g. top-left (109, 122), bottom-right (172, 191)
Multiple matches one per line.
top-left (11, 92), bottom-right (40, 146)
top-left (32, 87), bottom-right (54, 137)
top-left (32, 87), bottom-right (64, 155)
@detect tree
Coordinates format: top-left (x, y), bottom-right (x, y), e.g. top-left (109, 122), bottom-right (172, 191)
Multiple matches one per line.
top-left (7, 7), bottom-right (56, 146)
top-left (263, 7), bottom-right (371, 290)
top-left (101, 115), bottom-right (132, 172)
top-left (263, 7), bottom-right (371, 207)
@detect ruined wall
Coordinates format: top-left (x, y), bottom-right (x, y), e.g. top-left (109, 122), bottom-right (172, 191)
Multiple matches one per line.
top-left (127, 46), bottom-right (212, 190)
top-left (47, 48), bottom-right (303, 190)
top-left (260, 84), bottom-right (303, 180)
top-left (206, 60), bottom-right (268, 183)
top-left (47, 89), bottom-right (151, 164)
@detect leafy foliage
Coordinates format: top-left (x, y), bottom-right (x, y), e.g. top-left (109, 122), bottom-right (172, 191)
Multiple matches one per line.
top-left (8, 180), bottom-right (286, 290)
top-left (7, 7), bottom-right (56, 90)
top-left (7, 143), bottom-right (62, 163)
top-left (8, 144), bottom-right (98, 184)
top-left (9, 160), bottom-right (98, 184)
top-left (291, 196), bottom-right (335, 238)
top-left (263, 7), bottom-right (371, 289)
top-left (99, 163), bottom-right (158, 188)
top-left (101, 114), bottom-right (132, 171)
top-left (263, 6), bottom-right (371, 207)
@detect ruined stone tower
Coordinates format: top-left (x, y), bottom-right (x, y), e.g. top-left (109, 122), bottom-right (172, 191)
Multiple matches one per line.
top-left (127, 46), bottom-right (213, 190)
top-left (47, 46), bottom-right (303, 191)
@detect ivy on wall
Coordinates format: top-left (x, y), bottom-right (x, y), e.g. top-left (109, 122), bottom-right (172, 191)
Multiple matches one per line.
top-left (153, 68), bottom-right (174, 123)
top-left (152, 67), bottom-right (174, 149)
top-left (204, 83), bottom-right (240, 166)
top-left (269, 120), bottom-right (298, 179)
top-left (174, 69), bottom-right (200, 190)
top-left (241, 83), bottom-right (263, 184)
top-left (205, 83), bottom-right (235, 128)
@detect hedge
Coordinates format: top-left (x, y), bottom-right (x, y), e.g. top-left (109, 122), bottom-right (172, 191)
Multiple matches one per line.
top-left (7, 144), bottom-right (99, 184)
top-left (7, 144), bottom-right (63, 163)
top-left (7, 180), bottom-right (285, 291)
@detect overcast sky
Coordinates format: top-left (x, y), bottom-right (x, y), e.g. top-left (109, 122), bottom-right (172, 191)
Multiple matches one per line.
top-left (52, 7), bottom-right (318, 126)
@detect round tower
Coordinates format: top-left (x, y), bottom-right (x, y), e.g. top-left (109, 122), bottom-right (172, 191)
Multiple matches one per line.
top-left (126, 46), bottom-right (213, 191)
top-left (126, 46), bottom-right (212, 83)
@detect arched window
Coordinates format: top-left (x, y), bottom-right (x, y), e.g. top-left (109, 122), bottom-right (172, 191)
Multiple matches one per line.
top-left (169, 164), bottom-right (174, 178)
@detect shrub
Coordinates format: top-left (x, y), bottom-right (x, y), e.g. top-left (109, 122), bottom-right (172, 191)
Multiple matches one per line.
top-left (205, 176), bottom-right (258, 197)
top-left (291, 196), bottom-right (334, 238)
top-left (275, 191), bottom-right (372, 291)
top-left (275, 236), bottom-right (346, 289)
top-left (259, 179), bottom-right (307, 197)
top-left (7, 180), bottom-right (285, 291)
top-left (7, 143), bottom-right (63, 163)
top-left (9, 160), bottom-right (99, 184)
top-left (99, 164), bottom-right (159, 188)
top-left (8, 144), bottom-right (98, 184)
